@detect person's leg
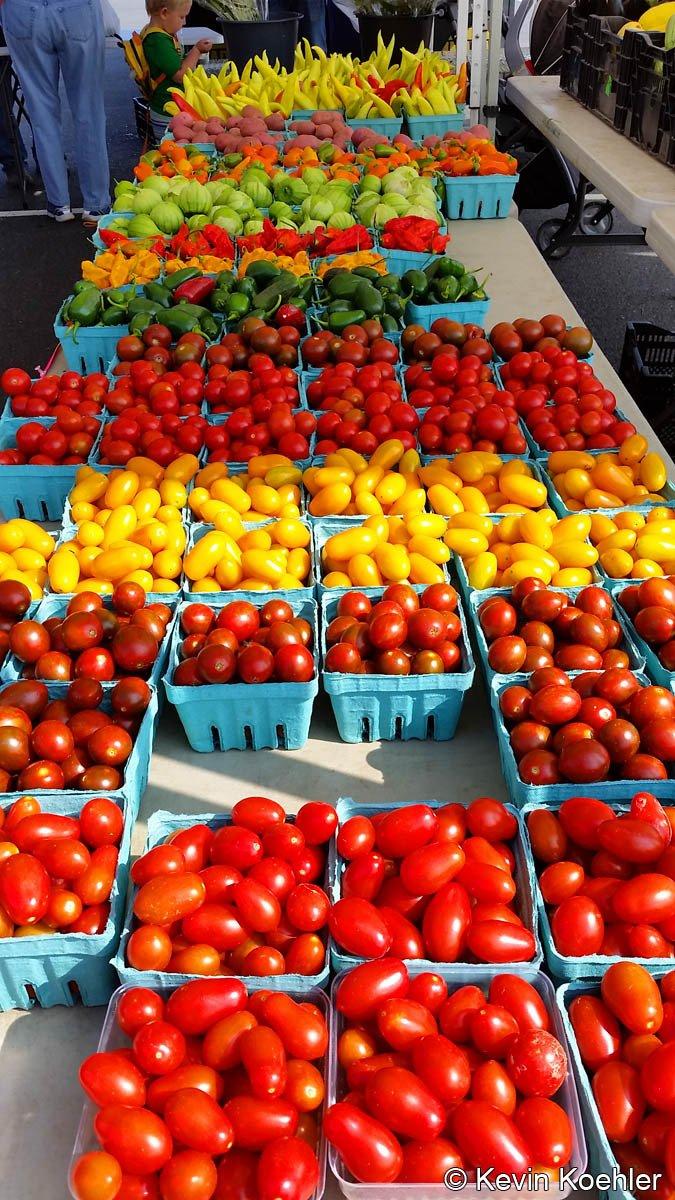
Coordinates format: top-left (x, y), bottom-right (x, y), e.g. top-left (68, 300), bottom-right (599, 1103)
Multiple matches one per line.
top-left (298, 0), bottom-right (327, 49)
top-left (2, 0), bottom-right (70, 208)
top-left (53, 0), bottom-right (110, 214)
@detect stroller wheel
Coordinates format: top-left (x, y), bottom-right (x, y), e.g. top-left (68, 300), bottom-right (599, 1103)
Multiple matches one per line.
top-left (536, 219), bottom-right (572, 260)
top-left (579, 201), bottom-right (614, 237)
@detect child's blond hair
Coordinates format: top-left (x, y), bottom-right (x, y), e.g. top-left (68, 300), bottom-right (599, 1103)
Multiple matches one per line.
top-left (145, 0), bottom-right (190, 15)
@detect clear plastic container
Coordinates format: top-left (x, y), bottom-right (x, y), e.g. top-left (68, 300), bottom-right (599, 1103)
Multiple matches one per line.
top-left (327, 966), bottom-right (588, 1200)
top-left (68, 981), bottom-right (331, 1200)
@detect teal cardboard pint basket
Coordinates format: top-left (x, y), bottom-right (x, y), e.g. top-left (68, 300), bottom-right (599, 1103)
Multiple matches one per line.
top-left (321, 586), bottom-right (474, 743)
top-left (164, 593), bottom-right (319, 751)
top-left (404, 110), bottom-right (465, 138)
top-left (0, 792), bottom-right (133, 1011)
top-left (444, 173), bottom-right (519, 220)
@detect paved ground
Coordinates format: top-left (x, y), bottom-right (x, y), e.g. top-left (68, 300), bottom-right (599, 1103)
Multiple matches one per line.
top-left (0, 50), bottom-right (672, 374)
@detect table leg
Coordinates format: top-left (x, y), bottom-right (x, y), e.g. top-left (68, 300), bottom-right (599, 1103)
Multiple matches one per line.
top-left (0, 58), bottom-right (30, 208)
top-left (536, 173), bottom-right (647, 259)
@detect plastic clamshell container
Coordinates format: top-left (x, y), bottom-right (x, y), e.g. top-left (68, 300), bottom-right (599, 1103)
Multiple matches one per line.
top-left (557, 980), bottom-right (634, 1200)
top-left (349, 116), bottom-right (404, 136)
top-left (312, 516), bottom-right (449, 597)
top-left (522, 798), bottom-right (675, 980)
top-left (0, 416), bottom-right (102, 520)
top-left (328, 795), bottom-right (542, 973)
top-left (443, 173), bottom-right (519, 220)
top-left (404, 109), bottom-right (466, 138)
top-left (54, 298), bottom-right (131, 375)
top-left (164, 592), bottom-right (319, 751)
top-left (0, 792), bottom-right (133, 1011)
top-left (321, 587), bottom-right (475, 743)
top-left (490, 670), bottom-right (675, 807)
top-left (69, 978), bottom-right (330, 1200)
top-left (405, 295), bottom-right (490, 331)
top-left (0, 678), bottom-right (158, 820)
top-left (183, 519), bottom-right (315, 601)
top-left (0, 593), bottom-right (178, 686)
top-left (328, 966), bottom-right (587, 1200)
top-left (465, 584), bottom-right (646, 686)
top-left (113, 808), bottom-right (330, 991)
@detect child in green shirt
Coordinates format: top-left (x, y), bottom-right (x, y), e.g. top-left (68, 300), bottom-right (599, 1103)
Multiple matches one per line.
top-left (141, 0), bottom-right (212, 136)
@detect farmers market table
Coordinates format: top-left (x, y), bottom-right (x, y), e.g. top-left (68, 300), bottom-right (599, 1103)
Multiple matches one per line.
top-left (4, 214), bottom-right (672, 1200)
top-left (647, 205), bottom-right (675, 275)
top-left (505, 75), bottom-right (675, 256)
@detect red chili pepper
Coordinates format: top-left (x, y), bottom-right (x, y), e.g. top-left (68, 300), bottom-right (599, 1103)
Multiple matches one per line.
top-left (98, 228), bottom-right (130, 247)
top-left (173, 276), bottom-right (216, 303)
top-left (314, 225), bottom-right (373, 257)
top-left (203, 224), bottom-right (235, 258)
top-left (380, 79), bottom-right (407, 103)
top-left (413, 63), bottom-right (424, 90)
top-left (379, 216), bottom-right (450, 254)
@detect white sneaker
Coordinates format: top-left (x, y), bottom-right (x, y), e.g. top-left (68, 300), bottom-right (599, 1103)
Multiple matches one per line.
top-left (47, 203), bottom-right (74, 223)
top-left (82, 209), bottom-right (109, 227)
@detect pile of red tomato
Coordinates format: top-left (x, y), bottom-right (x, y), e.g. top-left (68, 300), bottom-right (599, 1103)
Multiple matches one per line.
top-left (1, 367), bottom-right (109, 417)
top-left (0, 411), bottom-right (101, 467)
top-left (7, 584), bottom-right (172, 682)
top-left (499, 667), bottom-right (675, 785)
top-left (172, 598), bottom-right (314, 687)
top-left (417, 394), bottom-right (529, 456)
top-left (478, 581), bottom-right (634, 675)
top-left (97, 411), bottom-right (208, 467)
top-left (498, 353), bottom-right (635, 453)
top-left (402, 319), bottom-right (493, 366)
top-left (0, 675), bottom-right (150, 793)
top-left (203, 404), bottom-right (316, 464)
top-left (301, 329), bottom-right (400, 371)
top-left (619, 577), bottom-right (675, 672)
top-left (528, 792), bottom-right (675, 959)
top-left (126, 796), bottom-right (336, 976)
top-left (70, 976), bottom-right (327, 1200)
top-left (327, 961), bottom-right (572, 1183)
top-left (106, 363), bottom-right (204, 421)
top-left (214, 317), bottom-right (302, 369)
top-left (324, 583), bottom-right (464, 676)
top-left (329, 797), bottom-right (536, 964)
top-left (204, 359), bottom-right (300, 416)
top-left (0, 794), bottom-right (123, 936)
top-left (403, 352), bottom-right (496, 410)
top-left (311, 368), bottom-right (418, 456)
top-left (569, 961), bottom-right (675, 1188)
top-left (489, 315), bottom-right (593, 361)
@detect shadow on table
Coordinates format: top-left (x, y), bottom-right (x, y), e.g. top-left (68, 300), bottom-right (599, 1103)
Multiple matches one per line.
top-left (0, 1002), bottom-right (103, 1197)
top-left (139, 677), bottom-right (506, 827)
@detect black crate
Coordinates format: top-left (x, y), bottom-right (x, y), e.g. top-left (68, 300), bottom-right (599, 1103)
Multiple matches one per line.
top-left (624, 28), bottom-right (675, 162)
top-left (619, 322), bottom-right (675, 453)
top-left (584, 14), bottom-right (637, 127)
top-left (561, 8), bottom-right (589, 100)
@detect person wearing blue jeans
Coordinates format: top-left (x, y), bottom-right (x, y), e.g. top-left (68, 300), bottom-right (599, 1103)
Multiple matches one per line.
top-left (2, 0), bottom-right (110, 222)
